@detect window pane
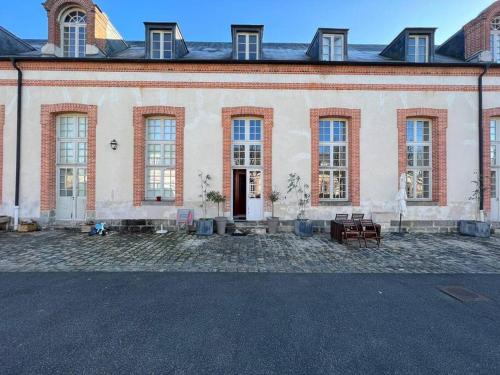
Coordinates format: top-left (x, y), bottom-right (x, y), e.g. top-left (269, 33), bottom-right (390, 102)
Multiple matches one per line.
top-left (147, 169), bottom-right (162, 198)
top-left (164, 144), bottom-right (176, 166)
top-left (333, 146), bottom-right (347, 167)
top-left (406, 121), bottom-right (414, 142)
top-left (492, 171), bottom-right (497, 199)
top-left (77, 142), bottom-right (87, 164)
top-left (332, 170), bottom-right (347, 199)
top-left (163, 169), bottom-right (176, 198)
top-left (233, 120), bottom-right (245, 141)
top-left (233, 145), bottom-right (245, 166)
top-left (148, 144), bottom-right (162, 165)
top-left (319, 146), bottom-right (330, 167)
top-left (407, 146), bottom-right (414, 167)
top-left (77, 168), bottom-right (87, 197)
top-left (248, 171), bottom-right (262, 199)
top-left (333, 121), bottom-right (346, 142)
top-left (147, 120), bottom-right (162, 140)
top-left (59, 142), bottom-right (74, 164)
top-left (406, 170), bottom-right (415, 198)
top-left (152, 32), bottom-right (161, 42)
top-left (319, 171), bottom-right (330, 199)
top-left (249, 119), bottom-right (261, 141)
top-left (164, 119), bottom-right (176, 141)
top-left (491, 120), bottom-right (497, 141)
top-left (492, 145), bottom-right (497, 166)
top-left (238, 34), bottom-right (246, 43)
top-left (78, 117), bottom-right (87, 138)
top-left (249, 145), bottom-right (261, 166)
top-left (59, 168), bottom-right (73, 197)
top-left (249, 35), bottom-right (257, 44)
top-left (319, 121), bottom-right (330, 142)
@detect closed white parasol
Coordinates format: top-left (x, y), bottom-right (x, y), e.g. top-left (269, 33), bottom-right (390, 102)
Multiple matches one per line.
top-left (396, 173), bottom-right (407, 232)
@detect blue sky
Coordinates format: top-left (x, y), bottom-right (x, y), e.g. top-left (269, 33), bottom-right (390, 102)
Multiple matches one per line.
top-left (0, 0), bottom-right (495, 44)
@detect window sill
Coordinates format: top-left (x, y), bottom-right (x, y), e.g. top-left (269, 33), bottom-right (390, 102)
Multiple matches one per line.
top-left (319, 201), bottom-right (351, 206)
top-left (407, 201), bottom-right (438, 206)
top-left (142, 200), bottom-right (175, 206)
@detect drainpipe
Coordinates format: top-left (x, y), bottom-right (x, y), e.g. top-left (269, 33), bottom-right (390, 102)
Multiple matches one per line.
top-left (478, 63), bottom-right (490, 221)
top-left (11, 58), bottom-right (22, 230)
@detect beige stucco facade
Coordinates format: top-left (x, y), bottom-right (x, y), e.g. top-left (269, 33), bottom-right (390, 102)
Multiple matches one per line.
top-left (0, 65), bottom-right (499, 224)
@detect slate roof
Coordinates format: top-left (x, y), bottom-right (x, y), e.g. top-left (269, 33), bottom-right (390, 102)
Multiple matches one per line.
top-left (0, 37), bottom-right (465, 64)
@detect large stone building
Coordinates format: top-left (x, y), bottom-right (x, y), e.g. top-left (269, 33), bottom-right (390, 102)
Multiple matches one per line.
top-left (1, 0), bottom-right (500, 230)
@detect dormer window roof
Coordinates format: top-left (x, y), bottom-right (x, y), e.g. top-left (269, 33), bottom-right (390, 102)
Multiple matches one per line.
top-left (144, 22), bottom-right (188, 60)
top-left (380, 28), bottom-right (436, 63)
top-left (307, 28), bottom-right (348, 61)
top-left (231, 25), bottom-right (263, 60)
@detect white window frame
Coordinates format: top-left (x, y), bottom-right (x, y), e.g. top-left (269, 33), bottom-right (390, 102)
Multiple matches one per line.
top-left (231, 117), bottom-right (263, 168)
top-left (406, 118), bottom-right (432, 201)
top-left (236, 33), bottom-right (259, 60)
top-left (145, 117), bottom-right (176, 200)
top-left (150, 31), bottom-right (173, 59)
top-left (408, 35), bottom-right (429, 63)
top-left (322, 34), bottom-right (344, 61)
top-left (318, 118), bottom-right (349, 201)
top-left (61, 9), bottom-right (87, 58)
top-left (491, 26), bottom-right (500, 63)
top-left (56, 114), bottom-right (88, 198)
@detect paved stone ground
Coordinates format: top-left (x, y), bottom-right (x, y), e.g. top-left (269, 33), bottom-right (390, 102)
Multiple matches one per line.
top-left (0, 230), bottom-right (500, 273)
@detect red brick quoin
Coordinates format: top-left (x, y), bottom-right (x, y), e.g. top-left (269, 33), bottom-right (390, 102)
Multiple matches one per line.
top-left (483, 107), bottom-right (500, 214)
top-left (40, 103), bottom-right (97, 215)
top-left (310, 108), bottom-right (361, 207)
top-left (222, 107), bottom-right (273, 212)
top-left (397, 109), bottom-right (448, 206)
top-left (0, 105), bottom-right (4, 204)
top-left (133, 106), bottom-right (185, 207)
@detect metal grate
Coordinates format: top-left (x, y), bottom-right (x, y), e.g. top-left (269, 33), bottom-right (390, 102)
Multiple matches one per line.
top-left (437, 286), bottom-right (489, 303)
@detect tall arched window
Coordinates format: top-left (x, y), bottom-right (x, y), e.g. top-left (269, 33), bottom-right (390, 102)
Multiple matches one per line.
top-left (61, 10), bottom-right (87, 57)
top-left (491, 16), bottom-right (500, 63)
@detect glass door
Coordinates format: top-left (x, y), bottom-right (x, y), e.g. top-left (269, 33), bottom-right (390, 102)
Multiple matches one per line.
top-left (246, 169), bottom-right (263, 220)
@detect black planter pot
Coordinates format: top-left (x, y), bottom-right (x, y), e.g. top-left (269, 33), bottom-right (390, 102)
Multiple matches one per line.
top-left (458, 220), bottom-right (491, 238)
top-left (294, 219), bottom-right (313, 237)
top-left (196, 219), bottom-right (214, 236)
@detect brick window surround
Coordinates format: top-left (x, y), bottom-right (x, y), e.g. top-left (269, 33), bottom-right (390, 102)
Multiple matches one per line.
top-left (0, 105), bottom-right (4, 204)
top-left (222, 107), bottom-right (273, 212)
top-left (40, 103), bottom-right (97, 215)
top-left (310, 108), bottom-right (361, 207)
top-left (397, 109), bottom-right (448, 206)
top-left (133, 106), bottom-right (185, 207)
top-left (43, 0), bottom-right (96, 49)
top-left (483, 107), bottom-right (500, 214)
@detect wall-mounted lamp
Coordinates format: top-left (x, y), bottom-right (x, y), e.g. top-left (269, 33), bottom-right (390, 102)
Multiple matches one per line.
top-left (110, 139), bottom-right (118, 151)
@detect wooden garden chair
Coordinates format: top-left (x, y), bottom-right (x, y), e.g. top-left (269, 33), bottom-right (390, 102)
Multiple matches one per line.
top-left (351, 213), bottom-right (365, 221)
top-left (359, 219), bottom-right (381, 248)
top-left (342, 219), bottom-right (362, 247)
top-left (335, 213), bottom-right (349, 221)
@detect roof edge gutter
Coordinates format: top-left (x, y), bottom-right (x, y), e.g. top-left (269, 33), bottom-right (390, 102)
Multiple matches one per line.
top-left (11, 58), bottom-right (22, 230)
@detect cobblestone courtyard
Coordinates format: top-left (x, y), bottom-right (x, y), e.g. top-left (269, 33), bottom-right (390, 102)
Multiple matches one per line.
top-left (1, 230), bottom-right (500, 273)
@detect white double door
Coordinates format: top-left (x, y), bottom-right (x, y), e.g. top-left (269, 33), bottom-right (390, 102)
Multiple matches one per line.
top-left (56, 167), bottom-right (87, 221)
top-left (246, 169), bottom-right (263, 221)
top-left (55, 115), bottom-right (88, 221)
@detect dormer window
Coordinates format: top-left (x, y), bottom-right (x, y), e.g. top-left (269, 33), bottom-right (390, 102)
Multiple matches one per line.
top-left (231, 25), bottom-right (263, 61)
top-left (408, 35), bottom-right (429, 63)
top-left (144, 22), bottom-right (188, 60)
top-left (151, 31), bottom-right (173, 59)
top-left (61, 10), bottom-right (86, 57)
top-left (237, 33), bottom-right (259, 60)
top-left (322, 34), bottom-right (344, 61)
top-left (491, 16), bottom-right (500, 63)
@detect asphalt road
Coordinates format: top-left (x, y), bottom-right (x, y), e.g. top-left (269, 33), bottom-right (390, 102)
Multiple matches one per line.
top-left (1, 273), bottom-right (499, 374)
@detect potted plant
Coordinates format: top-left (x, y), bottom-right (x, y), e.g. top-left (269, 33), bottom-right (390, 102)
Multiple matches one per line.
top-left (207, 190), bottom-right (227, 235)
top-left (267, 189), bottom-right (281, 234)
top-left (286, 173), bottom-right (313, 237)
top-left (459, 173), bottom-right (491, 238)
top-left (196, 172), bottom-right (214, 236)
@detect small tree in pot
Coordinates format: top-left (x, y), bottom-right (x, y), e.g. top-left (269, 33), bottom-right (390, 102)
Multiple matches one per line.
top-left (207, 190), bottom-right (227, 235)
top-left (286, 173), bottom-right (313, 237)
top-left (267, 189), bottom-right (281, 234)
top-left (196, 172), bottom-right (213, 235)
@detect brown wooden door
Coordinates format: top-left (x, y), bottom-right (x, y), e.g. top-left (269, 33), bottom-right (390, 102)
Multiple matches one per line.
top-left (233, 169), bottom-right (246, 219)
